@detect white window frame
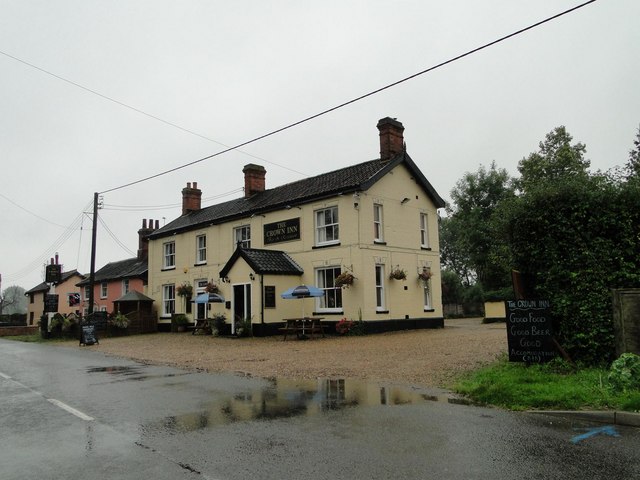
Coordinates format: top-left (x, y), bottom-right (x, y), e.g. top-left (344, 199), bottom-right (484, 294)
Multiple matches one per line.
top-left (122, 279), bottom-right (130, 295)
top-left (424, 282), bottom-right (432, 310)
top-left (420, 213), bottom-right (430, 248)
top-left (234, 225), bottom-right (251, 249)
top-left (196, 234), bottom-right (207, 264)
top-left (316, 266), bottom-right (343, 313)
top-left (373, 204), bottom-right (384, 242)
top-left (100, 282), bottom-right (108, 299)
top-left (99, 306), bottom-right (107, 312)
top-left (162, 284), bottom-right (175, 318)
top-left (375, 264), bottom-right (386, 311)
top-left (84, 285), bottom-right (91, 302)
top-left (163, 241), bottom-right (176, 269)
top-left (315, 206), bottom-right (339, 246)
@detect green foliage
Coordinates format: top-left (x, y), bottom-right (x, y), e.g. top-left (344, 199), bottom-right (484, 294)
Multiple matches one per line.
top-left (173, 314), bottom-right (189, 326)
top-left (49, 313), bottom-right (64, 330)
top-left (504, 173), bottom-right (640, 364)
top-left (62, 313), bottom-right (79, 331)
top-left (235, 318), bottom-right (252, 337)
top-left (516, 126), bottom-right (589, 193)
top-left (440, 269), bottom-right (464, 305)
top-left (483, 287), bottom-right (513, 302)
top-left (608, 353), bottom-right (640, 392)
top-left (455, 358), bottom-right (638, 412)
top-left (208, 313), bottom-right (226, 335)
top-left (110, 312), bottom-right (130, 329)
top-left (625, 125), bottom-right (640, 180)
top-left (443, 161), bottom-right (515, 291)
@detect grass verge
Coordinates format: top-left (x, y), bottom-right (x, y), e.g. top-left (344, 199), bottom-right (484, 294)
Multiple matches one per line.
top-left (454, 357), bottom-right (640, 412)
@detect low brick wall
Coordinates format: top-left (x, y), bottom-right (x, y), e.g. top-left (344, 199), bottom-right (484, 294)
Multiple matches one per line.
top-left (0, 326), bottom-right (39, 337)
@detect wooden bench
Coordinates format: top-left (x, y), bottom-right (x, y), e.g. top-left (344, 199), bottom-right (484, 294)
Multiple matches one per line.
top-left (280, 318), bottom-right (326, 340)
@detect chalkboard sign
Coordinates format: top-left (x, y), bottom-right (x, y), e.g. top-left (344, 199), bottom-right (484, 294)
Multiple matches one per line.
top-left (44, 294), bottom-right (59, 313)
top-left (506, 299), bottom-right (556, 363)
top-left (80, 324), bottom-right (98, 346)
top-left (264, 286), bottom-right (276, 308)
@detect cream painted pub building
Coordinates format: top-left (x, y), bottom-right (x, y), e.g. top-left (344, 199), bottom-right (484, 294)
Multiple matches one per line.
top-left (147, 118), bottom-right (446, 334)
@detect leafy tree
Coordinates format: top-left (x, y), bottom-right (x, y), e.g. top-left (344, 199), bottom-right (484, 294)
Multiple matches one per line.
top-left (443, 161), bottom-right (515, 291)
top-left (440, 269), bottom-right (464, 306)
top-left (517, 126), bottom-right (589, 193)
top-left (439, 216), bottom-right (474, 286)
top-left (625, 125), bottom-right (640, 180)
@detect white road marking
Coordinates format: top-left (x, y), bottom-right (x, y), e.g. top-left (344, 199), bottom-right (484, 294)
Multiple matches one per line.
top-left (47, 398), bottom-right (94, 421)
top-left (1, 370), bottom-right (94, 421)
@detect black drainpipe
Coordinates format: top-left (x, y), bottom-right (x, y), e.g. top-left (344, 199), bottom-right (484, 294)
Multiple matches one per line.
top-left (260, 274), bottom-right (265, 327)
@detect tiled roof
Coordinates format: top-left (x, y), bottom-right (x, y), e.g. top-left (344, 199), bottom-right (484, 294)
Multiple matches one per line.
top-left (149, 152), bottom-right (445, 239)
top-left (25, 270), bottom-right (85, 294)
top-left (114, 290), bottom-right (155, 303)
top-left (219, 247), bottom-right (304, 278)
top-left (76, 257), bottom-right (147, 286)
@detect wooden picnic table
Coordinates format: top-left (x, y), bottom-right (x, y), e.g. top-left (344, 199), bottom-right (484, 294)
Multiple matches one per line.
top-left (279, 317), bottom-right (326, 340)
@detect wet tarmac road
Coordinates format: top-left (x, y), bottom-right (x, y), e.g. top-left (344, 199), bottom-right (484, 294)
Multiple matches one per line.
top-left (1, 339), bottom-right (639, 480)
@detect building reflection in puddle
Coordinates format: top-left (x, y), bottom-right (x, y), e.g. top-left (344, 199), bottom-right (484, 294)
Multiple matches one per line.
top-left (140, 378), bottom-right (449, 435)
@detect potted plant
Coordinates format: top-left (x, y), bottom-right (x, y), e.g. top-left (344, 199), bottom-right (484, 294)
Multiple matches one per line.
top-left (335, 318), bottom-right (353, 335)
top-left (334, 272), bottom-right (355, 288)
top-left (174, 314), bottom-right (189, 332)
top-left (109, 312), bottom-right (130, 336)
top-left (235, 317), bottom-right (252, 337)
top-left (389, 267), bottom-right (407, 280)
top-left (205, 282), bottom-right (219, 293)
top-left (208, 313), bottom-right (226, 336)
top-left (176, 282), bottom-right (193, 298)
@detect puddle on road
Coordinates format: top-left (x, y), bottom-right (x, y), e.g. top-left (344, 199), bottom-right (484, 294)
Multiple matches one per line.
top-left (139, 377), bottom-right (470, 434)
top-left (86, 365), bottom-right (188, 382)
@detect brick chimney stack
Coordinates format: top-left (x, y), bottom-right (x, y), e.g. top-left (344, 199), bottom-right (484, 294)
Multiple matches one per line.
top-left (182, 182), bottom-right (202, 215)
top-left (243, 164), bottom-right (266, 197)
top-left (377, 117), bottom-right (405, 161)
top-left (137, 219), bottom-right (156, 260)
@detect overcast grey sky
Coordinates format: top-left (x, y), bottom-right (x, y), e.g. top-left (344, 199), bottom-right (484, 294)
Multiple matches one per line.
top-left (1, 0), bottom-right (638, 291)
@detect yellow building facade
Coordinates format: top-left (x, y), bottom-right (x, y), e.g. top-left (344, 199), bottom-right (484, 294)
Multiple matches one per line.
top-left (147, 118), bottom-right (445, 334)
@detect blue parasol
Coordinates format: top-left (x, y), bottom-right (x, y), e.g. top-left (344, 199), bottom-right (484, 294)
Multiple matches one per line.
top-left (280, 285), bottom-right (324, 299)
top-left (192, 292), bottom-right (225, 303)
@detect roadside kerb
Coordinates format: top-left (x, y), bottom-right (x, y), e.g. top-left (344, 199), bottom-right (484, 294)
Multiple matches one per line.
top-left (528, 410), bottom-right (640, 427)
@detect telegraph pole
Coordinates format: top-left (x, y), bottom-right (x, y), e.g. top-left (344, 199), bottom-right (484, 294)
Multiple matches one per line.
top-left (88, 192), bottom-right (98, 317)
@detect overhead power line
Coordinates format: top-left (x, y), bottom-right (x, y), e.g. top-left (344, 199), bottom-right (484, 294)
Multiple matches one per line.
top-left (0, 192), bottom-right (69, 228)
top-left (0, 52), bottom-right (305, 177)
top-left (95, 0), bottom-right (597, 195)
top-left (3, 200), bottom-right (93, 283)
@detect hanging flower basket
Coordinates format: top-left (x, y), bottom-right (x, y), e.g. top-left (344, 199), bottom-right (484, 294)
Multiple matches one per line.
top-left (418, 269), bottom-right (433, 283)
top-left (335, 272), bottom-right (355, 288)
top-left (205, 282), bottom-right (219, 293)
top-left (389, 268), bottom-right (407, 280)
top-left (176, 283), bottom-right (193, 297)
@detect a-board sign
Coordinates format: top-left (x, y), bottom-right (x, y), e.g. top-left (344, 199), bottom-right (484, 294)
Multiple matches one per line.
top-left (44, 294), bottom-right (59, 313)
top-left (45, 264), bottom-right (62, 283)
top-left (506, 299), bottom-right (556, 363)
top-left (80, 324), bottom-right (98, 346)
